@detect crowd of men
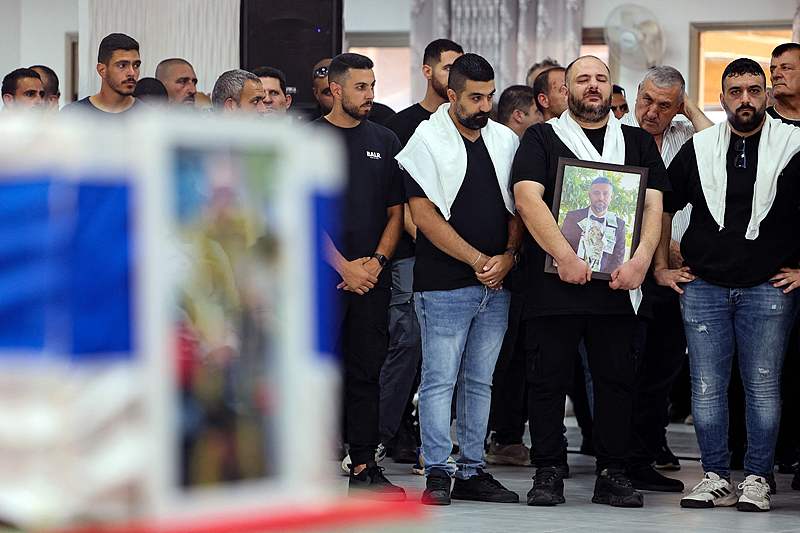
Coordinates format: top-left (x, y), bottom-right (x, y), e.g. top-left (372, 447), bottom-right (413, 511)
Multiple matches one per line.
top-left (4, 31), bottom-right (800, 514)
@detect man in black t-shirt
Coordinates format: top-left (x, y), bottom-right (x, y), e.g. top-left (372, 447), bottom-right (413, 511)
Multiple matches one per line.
top-left (658, 58), bottom-right (800, 512)
top-left (380, 39), bottom-right (463, 464)
top-left (401, 53), bottom-right (521, 506)
top-left (316, 53), bottom-right (406, 501)
top-left (512, 55), bottom-right (669, 508)
top-left (62, 33), bottom-right (143, 115)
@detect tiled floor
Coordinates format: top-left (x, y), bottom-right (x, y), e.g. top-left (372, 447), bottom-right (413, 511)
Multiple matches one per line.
top-left (336, 423), bottom-right (800, 532)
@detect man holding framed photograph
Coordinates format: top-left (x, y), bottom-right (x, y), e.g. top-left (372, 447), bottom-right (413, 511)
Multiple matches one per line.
top-left (511, 55), bottom-right (669, 508)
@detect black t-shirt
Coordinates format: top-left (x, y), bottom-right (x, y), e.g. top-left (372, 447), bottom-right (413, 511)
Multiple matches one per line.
top-left (664, 130), bottom-right (800, 287)
top-left (315, 118), bottom-right (404, 287)
top-left (62, 96), bottom-right (143, 114)
top-left (385, 103), bottom-right (435, 260)
top-left (511, 122), bottom-right (670, 318)
top-left (767, 106), bottom-right (800, 127)
top-left (405, 135), bottom-right (509, 292)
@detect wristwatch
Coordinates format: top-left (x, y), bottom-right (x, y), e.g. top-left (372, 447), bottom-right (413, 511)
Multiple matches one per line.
top-left (371, 253), bottom-right (389, 267)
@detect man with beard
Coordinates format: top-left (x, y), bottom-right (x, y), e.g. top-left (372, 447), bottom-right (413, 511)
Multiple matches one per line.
top-left (532, 66), bottom-right (568, 122)
top-left (63, 33), bottom-right (142, 115)
top-left (311, 57), bottom-right (395, 125)
top-left (620, 66), bottom-right (712, 493)
top-left (155, 58), bottom-right (198, 107)
top-left (398, 53), bottom-right (521, 506)
top-left (561, 176), bottom-right (626, 274)
top-left (377, 39), bottom-right (463, 466)
top-left (316, 53), bottom-right (406, 501)
top-left (512, 55), bottom-right (669, 508)
top-left (212, 69), bottom-right (267, 115)
top-left (660, 58), bottom-right (800, 512)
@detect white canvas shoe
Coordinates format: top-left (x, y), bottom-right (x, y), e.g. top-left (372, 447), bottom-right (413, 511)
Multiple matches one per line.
top-left (680, 472), bottom-right (738, 508)
top-left (737, 475), bottom-right (771, 512)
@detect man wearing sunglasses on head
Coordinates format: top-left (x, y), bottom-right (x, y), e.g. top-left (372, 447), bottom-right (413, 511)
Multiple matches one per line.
top-left (311, 58), bottom-right (395, 125)
top-left (659, 58), bottom-right (800, 513)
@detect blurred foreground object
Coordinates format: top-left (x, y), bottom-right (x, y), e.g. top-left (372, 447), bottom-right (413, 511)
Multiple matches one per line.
top-left (0, 112), bottom-right (425, 532)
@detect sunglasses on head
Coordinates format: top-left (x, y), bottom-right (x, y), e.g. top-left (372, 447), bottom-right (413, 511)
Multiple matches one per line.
top-left (313, 66), bottom-right (329, 79)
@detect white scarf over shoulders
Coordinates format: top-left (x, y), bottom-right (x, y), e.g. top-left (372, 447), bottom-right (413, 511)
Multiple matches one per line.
top-left (692, 116), bottom-right (800, 240)
top-left (395, 103), bottom-right (518, 220)
top-left (547, 110), bottom-right (641, 313)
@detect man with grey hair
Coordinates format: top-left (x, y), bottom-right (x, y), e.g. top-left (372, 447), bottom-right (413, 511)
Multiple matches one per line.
top-left (155, 58), bottom-right (198, 106)
top-left (622, 65), bottom-right (713, 493)
top-left (211, 69), bottom-right (266, 115)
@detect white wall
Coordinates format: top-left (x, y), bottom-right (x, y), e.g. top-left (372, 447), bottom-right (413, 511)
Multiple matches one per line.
top-left (0, 0), bottom-right (22, 88)
top-left (343, 0), bottom-right (410, 33)
top-left (19, 0), bottom-right (79, 106)
top-left (583, 0), bottom-right (797, 96)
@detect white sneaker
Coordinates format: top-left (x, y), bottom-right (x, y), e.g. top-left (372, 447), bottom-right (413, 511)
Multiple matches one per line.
top-left (680, 472), bottom-right (738, 508)
top-left (340, 444), bottom-right (386, 474)
top-left (737, 475), bottom-right (771, 512)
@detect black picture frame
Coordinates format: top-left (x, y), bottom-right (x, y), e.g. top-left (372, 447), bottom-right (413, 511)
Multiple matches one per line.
top-left (544, 157), bottom-right (649, 281)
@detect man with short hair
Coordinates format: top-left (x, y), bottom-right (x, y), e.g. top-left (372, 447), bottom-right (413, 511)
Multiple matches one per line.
top-left (497, 85), bottom-right (538, 138)
top-left (311, 57), bottom-right (395, 124)
top-left (380, 38), bottom-right (463, 465)
top-left (611, 84), bottom-right (629, 118)
top-left (155, 58), bottom-right (197, 106)
top-left (532, 67), bottom-right (568, 122)
top-left (316, 53), bottom-right (406, 501)
top-left (661, 58), bottom-right (800, 513)
top-left (769, 42), bottom-right (800, 126)
top-left (560, 176), bottom-right (626, 274)
top-left (513, 55), bottom-right (669, 508)
top-left (29, 65), bottom-right (60, 110)
top-left (2, 68), bottom-right (44, 111)
top-left (63, 33), bottom-right (142, 114)
top-left (526, 57), bottom-right (560, 88)
top-left (253, 66), bottom-right (292, 114)
top-left (211, 69), bottom-right (266, 115)
top-left (620, 65), bottom-right (712, 492)
top-left (399, 53), bottom-right (521, 506)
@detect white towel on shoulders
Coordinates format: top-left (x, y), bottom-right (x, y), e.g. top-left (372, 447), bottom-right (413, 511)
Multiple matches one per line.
top-left (693, 116), bottom-right (800, 240)
top-left (395, 103), bottom-right (518, 220)
top-left (547, 110), bottom-right (641, 313)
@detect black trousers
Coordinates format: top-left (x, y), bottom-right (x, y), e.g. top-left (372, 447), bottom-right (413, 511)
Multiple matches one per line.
top-left (526, 314), bottom-right (638, 471)
top-left (489, 291), bottom-right (528, 445)
top-left (630, 284), bottom-right (687, 467)
top-left (776, 319), bottom-right (800, 466)
top-left (338, 287), bottom-right (391, 466)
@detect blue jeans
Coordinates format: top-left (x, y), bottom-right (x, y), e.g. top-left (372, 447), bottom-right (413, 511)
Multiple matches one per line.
top-left (681, 278), bottom-right (798, 478)
top-left (416, 285), bottom-right (510, 479)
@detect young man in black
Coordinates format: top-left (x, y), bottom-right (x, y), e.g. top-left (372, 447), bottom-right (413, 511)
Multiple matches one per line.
top-left (63, 33), bottom-right (143, 115)
top-left (512, 55), bottom-right (669, 508)
top-left (316, 53), bottom-right (406, 500)
top-left (380, 38), bottom-right (463, 465)
top-left (399, 53), bottom-right (521, 506)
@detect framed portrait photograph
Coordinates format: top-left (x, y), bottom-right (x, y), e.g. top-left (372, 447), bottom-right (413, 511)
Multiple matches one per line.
top-left (545, 157), bottom-right (649, 281)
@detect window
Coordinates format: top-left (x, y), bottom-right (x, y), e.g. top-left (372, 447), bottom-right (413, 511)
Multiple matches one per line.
top-left (347, 32), bottom-right (411, 112)
top-left (691, 23), bottom-right (792, 123)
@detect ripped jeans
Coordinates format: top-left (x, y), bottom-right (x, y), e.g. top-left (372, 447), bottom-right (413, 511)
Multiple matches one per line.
top-left (680, 278), bottom-right (798, 478)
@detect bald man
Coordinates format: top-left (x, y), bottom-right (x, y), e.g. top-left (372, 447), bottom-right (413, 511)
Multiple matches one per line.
top-left (512, 55), bottom-right (669, 508)
top-left (156, 58), bottom-right (198, 106)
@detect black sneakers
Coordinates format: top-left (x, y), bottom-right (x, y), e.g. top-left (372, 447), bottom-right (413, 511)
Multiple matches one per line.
top-left (592, 469), bottom-right (644, 508)
top-left (451, 471), bottom-right (520, 503)
top-left (654, 445), bottom-right (681, 471)
top-left (793, 468), bottom-right (800, 491)
top-left (628, 464), bottom-right (684, 492)
top-left (348, 463), bottom-right (407, 502)
top-left (527, 466), bottom-right (565, 506)
top-left (421, 469), bottom-right (452, 506)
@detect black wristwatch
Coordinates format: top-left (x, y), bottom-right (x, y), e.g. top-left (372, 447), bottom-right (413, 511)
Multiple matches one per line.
top-left (371, 253), bottom-right (389, 268)
top-left (504, 247), bottom-right (520, 266)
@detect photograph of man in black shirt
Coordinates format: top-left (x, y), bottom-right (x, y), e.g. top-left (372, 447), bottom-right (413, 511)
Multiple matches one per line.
top-left (512, 55), bottom-right (668, 509)
top-left (315, 53), bottom-right (406, 501)
top-left (657, 58), bottom-right (800, 513)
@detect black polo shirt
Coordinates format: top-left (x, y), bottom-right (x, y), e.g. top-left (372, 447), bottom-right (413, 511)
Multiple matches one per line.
top-left (511, 122), bottom-right (669, 318)
top-left (405, 135), bottom-right (509, 292)
top-left (315, 118), bottom-right (404, 287)
top-left (664, 129), bottom-right (800, 288)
